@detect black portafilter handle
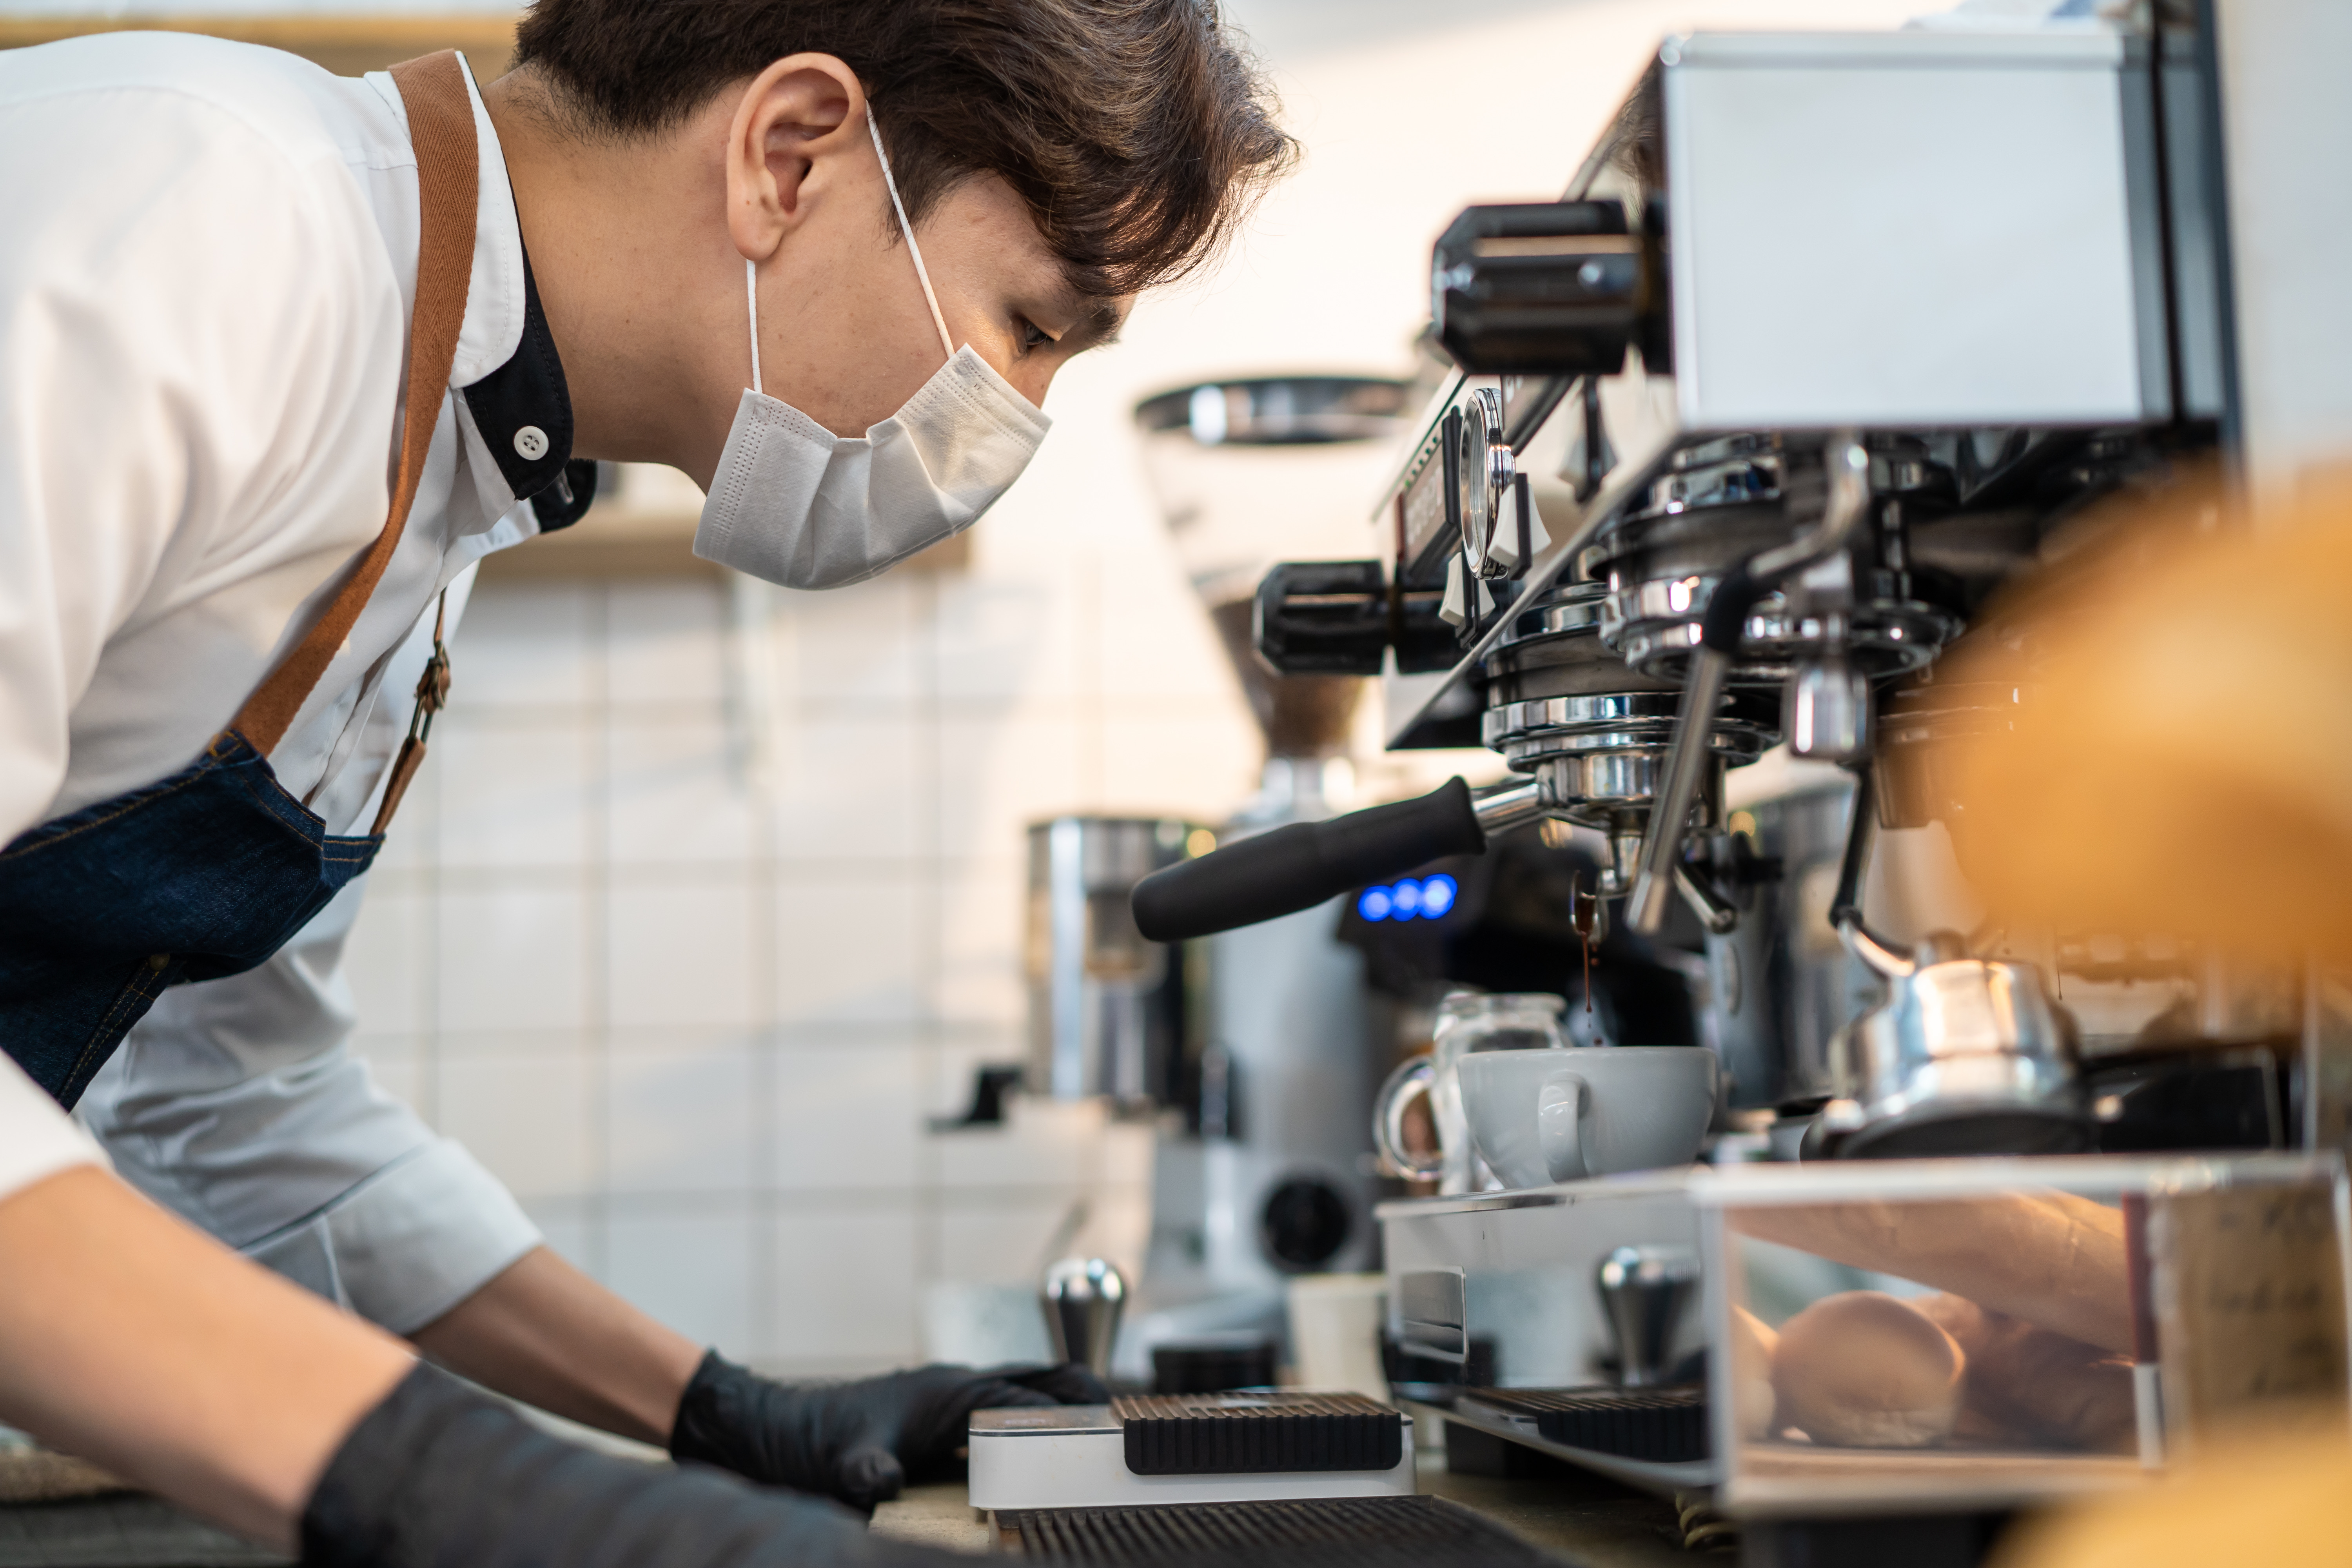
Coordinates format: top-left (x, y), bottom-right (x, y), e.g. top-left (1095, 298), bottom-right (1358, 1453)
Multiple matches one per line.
top-left (1130, 777), bottom-right (1487, 942)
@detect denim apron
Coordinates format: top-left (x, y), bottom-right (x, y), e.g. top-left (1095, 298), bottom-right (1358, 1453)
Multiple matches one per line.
top-left (0, 51), bottom-right (477, 1109)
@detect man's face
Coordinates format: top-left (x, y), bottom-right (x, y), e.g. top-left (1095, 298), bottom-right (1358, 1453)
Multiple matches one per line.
top-left (748, 162), bottom-right (1130, 445)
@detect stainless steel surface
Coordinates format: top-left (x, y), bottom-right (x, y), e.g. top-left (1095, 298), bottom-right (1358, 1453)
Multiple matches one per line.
top-left (1382, 1172), bottom-right (1709, 1392)
top-left (1782, 652), bottom-right (1869, 763)
top-left (1466, 776), bottom-right (1547, 837)
top-left (2210, 1), bottom-right (2352, 494)
top-left (1411, 1395), bottom-right (1713, 1497)
top-left (1041, 1256), bottom-right (1128, 1376)
top-left (1594, 1245), bottom-right (1700, 1388)
top-left (1829, 940), bottom-right (2086, 1158)
top-left (1377, 30), bottom-right (2169, 748)
top-left (1025, 817), bottom-right (1191, 1102)
top-left (1622, 647), bottom-right (1729, 935)
top-left (1664, 31), bottom-right (2151, 431)
top-left (1705, 784), bottom-right (1875, 1111)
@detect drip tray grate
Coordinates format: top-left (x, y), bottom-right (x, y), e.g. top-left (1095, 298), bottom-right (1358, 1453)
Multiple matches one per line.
top-left (1111, 1393), bottom-right (1403, 1475)
top-left (1004, 1495), bottom-right (1563, 1568)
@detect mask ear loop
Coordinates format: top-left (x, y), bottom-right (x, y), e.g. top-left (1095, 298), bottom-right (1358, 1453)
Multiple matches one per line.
top-left (865, 102), bottom-right (957, 361)
top-left (744, 258), bottom-right (764, 395)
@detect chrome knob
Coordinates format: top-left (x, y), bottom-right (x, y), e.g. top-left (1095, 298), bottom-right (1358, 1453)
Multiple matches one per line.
top-left (1595, 1245), bottom-right (1699, 1387)
top-left (1040, 1256), bottom-right (1127, 1376)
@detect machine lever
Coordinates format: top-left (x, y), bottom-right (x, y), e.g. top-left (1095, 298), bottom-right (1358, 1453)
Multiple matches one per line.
top-left (1673, 862), bottom-right (1740, 935)
top-left (1132, 777), bottom-right (1514, 941)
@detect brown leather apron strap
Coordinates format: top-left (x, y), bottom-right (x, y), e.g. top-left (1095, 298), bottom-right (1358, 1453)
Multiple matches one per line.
top-left (233, 50), bottom-right (479, 757)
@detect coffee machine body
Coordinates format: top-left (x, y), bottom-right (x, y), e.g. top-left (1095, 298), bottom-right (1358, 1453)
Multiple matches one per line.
top-left (1109, 10), bottom-right (2352, 1529)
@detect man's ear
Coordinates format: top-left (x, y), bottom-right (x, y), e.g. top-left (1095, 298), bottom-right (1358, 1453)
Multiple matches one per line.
top-left (724, 53), bottom-right (867, 263)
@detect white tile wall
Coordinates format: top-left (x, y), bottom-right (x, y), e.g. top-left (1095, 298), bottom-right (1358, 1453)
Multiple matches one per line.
top-left (435, 884), bottom-right (590, 1034)
top-left (606, 1038), bottom-right (760, 1192)
top-left (608, 1199), bottom-right (757, 1355)
top-left (607, 878), bottom-right (761, 1031)
top-left (766, 1205), bottom-right (921, 1368)
top-left (437, 1042), bottom-right (597, 1201)
top-left (767, 1039), bottom-right (924, 1193)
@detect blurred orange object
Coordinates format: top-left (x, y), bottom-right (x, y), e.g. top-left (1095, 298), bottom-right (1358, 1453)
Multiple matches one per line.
top-left (1992, 1425), bottom-right (2352, 1568)
top-left (1936, 474), bottom-right (2352, 965)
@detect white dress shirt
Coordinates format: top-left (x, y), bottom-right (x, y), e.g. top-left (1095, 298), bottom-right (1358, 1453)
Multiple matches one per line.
top-left (1, 33), bottom-right (563, 1323)
top-left (0, 1052), bottom-right (101, 1209)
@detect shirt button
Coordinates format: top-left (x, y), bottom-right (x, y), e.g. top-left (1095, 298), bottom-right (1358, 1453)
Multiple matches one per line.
top-left (513, 425), bottom-right (550, 460)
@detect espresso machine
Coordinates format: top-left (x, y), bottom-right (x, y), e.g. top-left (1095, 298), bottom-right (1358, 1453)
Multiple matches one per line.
top-left (1126, 9), bottom-right (2352, 1552)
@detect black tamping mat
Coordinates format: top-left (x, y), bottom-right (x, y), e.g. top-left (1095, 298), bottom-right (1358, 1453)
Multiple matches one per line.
top-left (1455, 1387), bottom-right (1709, 1464)
top-left (1111, 1393), bottom-right (1404, 1475)
top-left (1003, 1495), bottom-right (1566, 1568)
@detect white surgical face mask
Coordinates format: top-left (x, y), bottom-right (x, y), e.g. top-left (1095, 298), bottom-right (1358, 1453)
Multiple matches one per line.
top-left (695, 107), bottom-right (1052, 588)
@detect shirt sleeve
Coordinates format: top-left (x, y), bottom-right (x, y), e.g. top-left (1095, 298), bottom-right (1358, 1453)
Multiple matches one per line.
top-left (0, 1052), bottom-right (102, 1207)
top-left (0, 70), bottom-right (399, 848)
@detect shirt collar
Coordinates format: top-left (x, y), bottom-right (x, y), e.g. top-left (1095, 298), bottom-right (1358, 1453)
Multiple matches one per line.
top-left (382, 54), bottom-right (589, 531)
top-left (448, 52), bottom-right (526, 388)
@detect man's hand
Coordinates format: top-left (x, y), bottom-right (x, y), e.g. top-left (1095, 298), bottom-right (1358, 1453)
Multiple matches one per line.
top-left (668, 1352), bottom-right (1107, 1510)
top-left (307, 1363), bottom-right (963, 1568)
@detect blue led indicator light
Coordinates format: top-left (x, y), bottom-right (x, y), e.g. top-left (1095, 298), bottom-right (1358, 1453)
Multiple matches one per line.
top-left (1356, 873), bottom-right (1459, 923)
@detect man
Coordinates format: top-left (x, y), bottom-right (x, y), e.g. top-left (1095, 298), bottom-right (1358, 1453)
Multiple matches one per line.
top-left (0, 0), bottom-right (1289, 1556)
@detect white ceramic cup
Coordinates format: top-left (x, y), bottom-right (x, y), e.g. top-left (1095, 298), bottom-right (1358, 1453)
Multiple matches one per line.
top-left (1373, 993), bottom-right (1565, 1194)
top-left (1458, 1047), bottom-right (1719, 1187)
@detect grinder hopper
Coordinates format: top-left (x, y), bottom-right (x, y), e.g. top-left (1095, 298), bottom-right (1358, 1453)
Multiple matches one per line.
top-left (1132, 377), bottom-right (1410, 769)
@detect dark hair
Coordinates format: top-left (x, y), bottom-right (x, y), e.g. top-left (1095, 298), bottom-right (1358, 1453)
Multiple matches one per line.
top-left (510, 0), bottom-right (1295, 296)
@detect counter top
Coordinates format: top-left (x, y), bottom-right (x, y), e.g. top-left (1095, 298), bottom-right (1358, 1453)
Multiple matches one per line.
top-left (0, 1422), bottom-right (1704, 1568)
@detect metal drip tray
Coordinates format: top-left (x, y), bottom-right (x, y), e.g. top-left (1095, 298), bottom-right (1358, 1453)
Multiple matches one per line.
top-left (1456, 1387), bottom-right (1708, 1464)
top-left (1004, 1496), bottom-right (1564, 1568)
top-left (970, 1400), bottom-right (1417, 1512)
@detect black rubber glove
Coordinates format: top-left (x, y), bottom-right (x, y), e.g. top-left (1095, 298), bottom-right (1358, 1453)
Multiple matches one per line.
top-left (668, 1351), bottom-right (1109, 1511)
top-left (304, 1363), bottom-right (958, 1568)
